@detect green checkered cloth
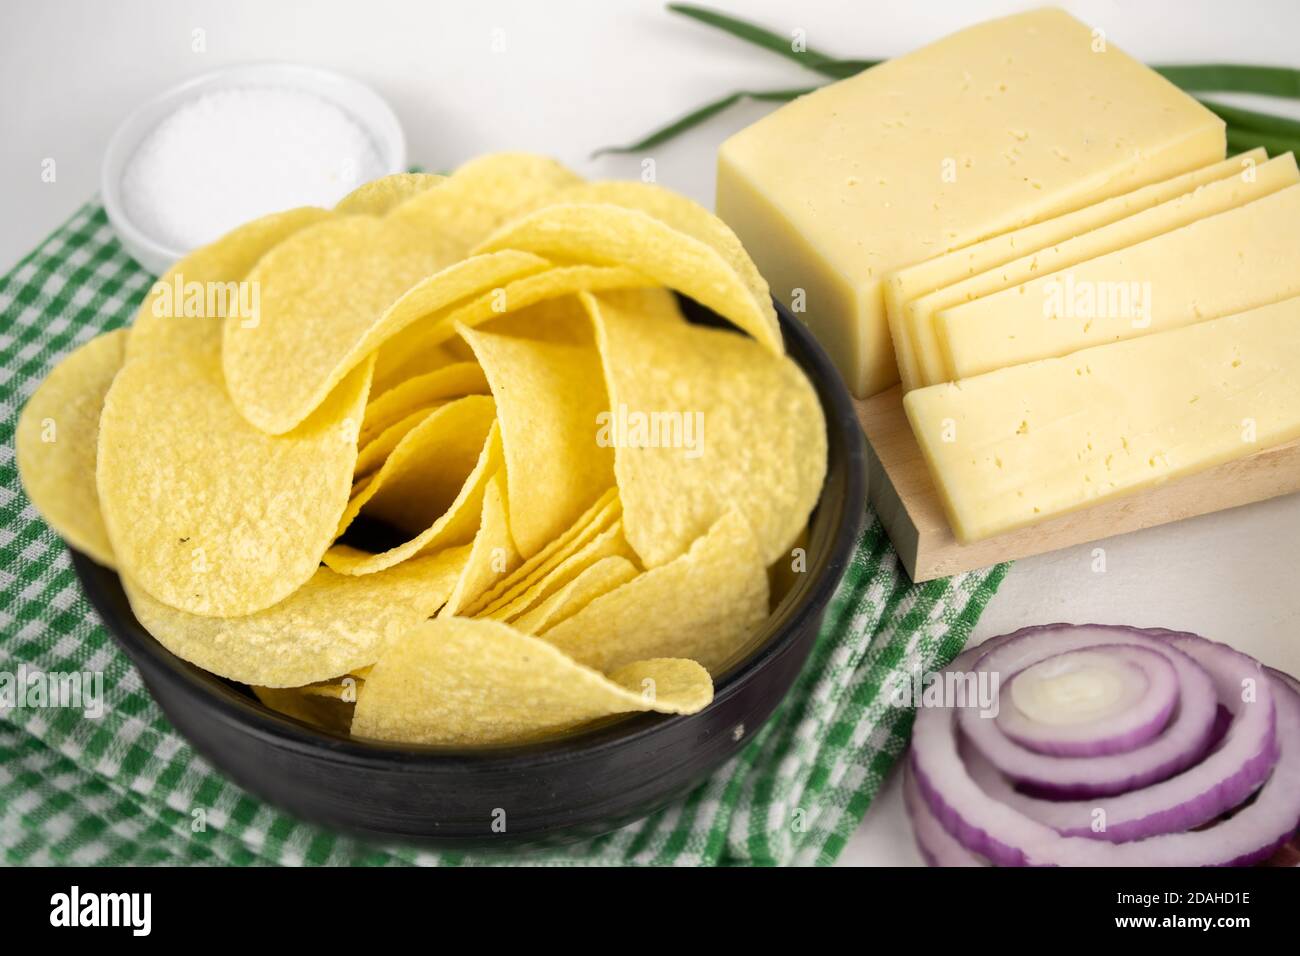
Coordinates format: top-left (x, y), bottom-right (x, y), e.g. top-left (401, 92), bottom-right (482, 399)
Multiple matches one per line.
top-left (0, 200), bottom-right (1008, 866)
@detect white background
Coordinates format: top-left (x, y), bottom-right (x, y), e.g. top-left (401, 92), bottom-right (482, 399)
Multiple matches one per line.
top-left (2, 0), bottom-right (1298, 865)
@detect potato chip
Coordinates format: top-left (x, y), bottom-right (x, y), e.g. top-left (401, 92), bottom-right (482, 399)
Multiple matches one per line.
top-left (584, 289), bottom-right (826, 567)
top-left (15, 329), bottom-right (127, 567)
top-left (325, 405), bottom-right (501, 575)
top-left (487, 520), bottom-right (637, 622)
top-left (511, 555), bottom-right (639, 635)
top-left (123, 544), bottom-right (470, 686)
top-left (546, 180), bottom-right (772, 322)
top-left (463, 487), bottom-right (619, 616)
top-left (97, 346), bottom-right (374, 617)
top-left (223, 213), bottom-right (542, 433)
top-left (441, 470), bottom-right (519, 616)
top-left (393, 263), bottom-right (659, 358)
top-left (350, 617), bottom-right (712, 745)
top-left (128, 206), bottom-right (332, 360)
top-left (371, 340), bottom-right (460, 394)
top-left (542, 509), bottom-right (768, 675)
top-left (475, 203), bottom-right (783, 354)
top-left (360, 361), bottom-right (488, 447)
top-left (474, 499), bottom-right (622, 618)
top-left (390, 152), bottom-right (583, 252)
top-left (334, 173), bottom-right (445, 216)
top-left (354, 404), bottom-right (443, 478)
top-left (252, 686), bottom-right (354, 734)
top-left (459, 310), bottom-right (614, 557)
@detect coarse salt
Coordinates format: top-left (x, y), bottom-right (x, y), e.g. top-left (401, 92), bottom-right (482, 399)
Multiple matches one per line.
top-left (121, 86), bottom-right (386, 250)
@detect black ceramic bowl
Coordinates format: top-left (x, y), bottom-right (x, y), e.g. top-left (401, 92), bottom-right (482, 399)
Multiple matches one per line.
top-left (72, 299), bottom-right (866, 848)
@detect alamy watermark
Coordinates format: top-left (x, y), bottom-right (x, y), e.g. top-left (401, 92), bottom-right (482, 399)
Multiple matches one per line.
top-left (1043, 274), bottom-right (1153, 328)
top-left (150, 272), bottom-right (261, 328)
top-left (887, 668), bottom-right (1000, 718)
top-left (0, 665), bottom-right (104, 718)
top-left (596, 405), bottom-right (704, 459)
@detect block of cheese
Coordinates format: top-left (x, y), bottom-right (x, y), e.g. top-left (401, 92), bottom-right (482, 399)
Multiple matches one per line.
top-left (884, 149), bottom-right (1265, 390)
top-left (715, 8), bottom-right (1225, 398)
top-left (906, 151), bottom-right (1298, 386)
top-left (938, 179), bottom-right (1300, 378)
top-left (905, 295), bottom-right (1300, 542)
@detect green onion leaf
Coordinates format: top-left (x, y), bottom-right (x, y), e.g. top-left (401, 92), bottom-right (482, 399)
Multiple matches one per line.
top-left (668, 3), bottom-right (877, 78)
top-left (1200, 98), bottom-right (1300, 140)
top-left (1157, 64), bottom-right (1300, 97)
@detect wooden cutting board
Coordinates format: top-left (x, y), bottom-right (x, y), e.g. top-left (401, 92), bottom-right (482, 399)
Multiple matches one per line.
top-left (857, 386), bottom-right (1300, 582)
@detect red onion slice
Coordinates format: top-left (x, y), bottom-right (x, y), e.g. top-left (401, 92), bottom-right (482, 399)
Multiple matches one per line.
top-left (963, 632), bottom-right (1278, 841)
top-left (996, 645), bottom-right (1177, 756)
top-left (902, 760), bottom-right (987, 867)
top-left (960, 628), bottom-right (1218, 798)
top-left (909, 625), bottom-right (1300, 865)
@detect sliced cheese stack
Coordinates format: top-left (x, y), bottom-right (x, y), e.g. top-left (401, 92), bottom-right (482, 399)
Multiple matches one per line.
top-left (904, 296), bottom-right (1300, 542)
top-left (717, 8), bottom-right (1225, 398)
top-left (937, 177), bottom-right (1300, 378)
top-left (894, 150), bottom-right (1288, 389)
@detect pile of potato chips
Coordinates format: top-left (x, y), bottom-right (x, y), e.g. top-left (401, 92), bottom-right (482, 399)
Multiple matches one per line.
top-left (16, 154), bottom-right (828, 746)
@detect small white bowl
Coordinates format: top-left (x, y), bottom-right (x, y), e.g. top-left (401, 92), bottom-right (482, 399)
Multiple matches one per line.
top-left (101, 62), bottom-right (407, 275)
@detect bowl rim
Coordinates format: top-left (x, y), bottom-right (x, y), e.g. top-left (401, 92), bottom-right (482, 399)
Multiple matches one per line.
top-left (99, 60), bottom-right (407, 269)
top-left (80, 301), bottom-right (866, 769)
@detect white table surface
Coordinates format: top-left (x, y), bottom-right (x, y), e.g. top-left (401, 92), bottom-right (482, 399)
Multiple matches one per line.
top-left (3, 0), bottom-right (1298, 866)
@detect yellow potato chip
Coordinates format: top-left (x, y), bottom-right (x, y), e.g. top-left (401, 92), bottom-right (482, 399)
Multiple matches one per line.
top-left (252, 686), bottom-right (354, 734)
top-left (354, 403), bottom-right (445, 479)
top-left (488, 520), bottom-right (637, 622)
top-left (97, 347), bottom-right (375, 617)
top-left (441, 470), bottom-right (519, 616)
top-left (124, 544), bottom-right (470, 686)
top-left (542, 509), bottom-right (768, 675)
top-left (369, 264), bottom-right (655, 382)
top-left (351, 617), bottom-right (712, 745)
top-left (463, 487), bottom-right (619, 616)
top-left (360, 361), bottom-right (488, 447)
top-left (584, 290), bottom-right (826, 567)
top-left (474, 500), bottom-right (621, 618)
top-left (475, 203), bottom-right (783, 354)
top-left (223, 213), bottom-right (542, 433)
top-left (325, 404), bottom-right (501, 575)
top-left (390, 152), bottom-right (583, 252)
top-left (511, 554), bottom-right (639, 635)
top-left (371, 340), bottom-right (460, 395)
top-left (334, 173), bottom-right (445, 216)
top-left (459, 310), bottom-right (614, 557)
top-left (15, 329), bottom-right (127, 568)
top-left (545, 180), bottom-right (772, 321)
top-left (128, 206), bottom-right (332, 360)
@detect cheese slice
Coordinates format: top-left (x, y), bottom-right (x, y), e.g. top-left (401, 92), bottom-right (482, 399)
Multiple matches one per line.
top-left (939, 178), bottom-right (1300, 378)
top-left (885, 149), bottom-right (1265, 390)
top-left (715, 8), bottom-right (1225, 398)
top-left (905, 296), bottom-right (1300, 542)
top-left (908, 151), bottom-right (1298, 386)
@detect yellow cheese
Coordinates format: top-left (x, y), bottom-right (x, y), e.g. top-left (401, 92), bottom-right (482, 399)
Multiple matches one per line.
top-left (908, 151), bottom-right (1297, 386)
top-left (905, 296), bottom-right (1300, 542)
top-left (938, 178), bottom-right (1300, 378)
top-left (715, 8), bottom-right (1224, 398)
top-left (885, 150), bottom-right (1265, 390)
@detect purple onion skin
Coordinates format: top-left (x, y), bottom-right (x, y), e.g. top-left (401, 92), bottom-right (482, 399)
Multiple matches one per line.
top-left (907, 627), bottom-right (1300, 866)
top-left (911, 752), bottom-right (1034, 867)
top-left (965, 630), bottom-right (1220, 799)
top-left (998, 646), bottom-right (1178, 757)
top-left (1058, 725), bottom-right (1279, 843)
